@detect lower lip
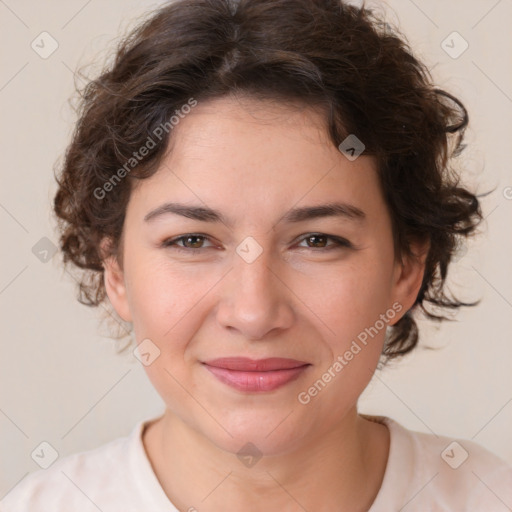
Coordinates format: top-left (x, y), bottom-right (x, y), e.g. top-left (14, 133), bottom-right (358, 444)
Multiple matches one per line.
top-left (203, 364), bottom-right (309, 392)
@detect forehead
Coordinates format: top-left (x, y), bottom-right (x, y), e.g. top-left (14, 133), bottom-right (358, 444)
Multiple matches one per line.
top-left (127, 95), bottom-right (385, 227)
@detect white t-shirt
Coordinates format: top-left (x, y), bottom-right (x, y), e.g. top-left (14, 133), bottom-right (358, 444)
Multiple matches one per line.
top-left (2, 415), bottom-right (511, 511)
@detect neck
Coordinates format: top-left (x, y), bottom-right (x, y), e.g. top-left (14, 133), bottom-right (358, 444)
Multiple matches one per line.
top-left (143, 407), bottom-right (390, 512)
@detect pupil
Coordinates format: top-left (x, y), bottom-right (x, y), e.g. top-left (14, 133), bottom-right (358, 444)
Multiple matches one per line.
top-left (309, 235), bottom-right (326, 247)
top-left (187, 236), bottom-right (202, 248)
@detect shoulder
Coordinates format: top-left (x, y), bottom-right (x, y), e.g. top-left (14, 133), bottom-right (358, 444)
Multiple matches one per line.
top-left (408, 422), bottom-right (512, 493)
top-left (368, 415), bottom-right (512, 511)
top-left (0, 421), bottom-right (145, 512)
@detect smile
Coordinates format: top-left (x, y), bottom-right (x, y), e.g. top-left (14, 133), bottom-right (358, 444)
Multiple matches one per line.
top-left (202, 357), bottom-right (311, 392)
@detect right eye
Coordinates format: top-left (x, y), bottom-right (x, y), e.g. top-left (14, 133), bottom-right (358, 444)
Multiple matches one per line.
top-left (161, 234), bottom-right (216, 253)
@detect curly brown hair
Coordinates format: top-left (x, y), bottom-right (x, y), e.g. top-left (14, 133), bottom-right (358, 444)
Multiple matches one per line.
top-left (53, 0), bottom-right (483, 360)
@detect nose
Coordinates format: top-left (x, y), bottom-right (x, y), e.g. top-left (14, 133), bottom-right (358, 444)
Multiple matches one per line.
top-left (216, 245), bottom-right (295, 341)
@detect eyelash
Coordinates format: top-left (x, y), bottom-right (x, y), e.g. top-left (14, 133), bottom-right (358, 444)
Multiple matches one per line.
top-left (160, 233), bottom-right (353, 253)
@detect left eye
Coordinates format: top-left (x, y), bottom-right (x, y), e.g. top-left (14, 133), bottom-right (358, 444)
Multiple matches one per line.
top-left (296, 233), bottom-right (352, 250)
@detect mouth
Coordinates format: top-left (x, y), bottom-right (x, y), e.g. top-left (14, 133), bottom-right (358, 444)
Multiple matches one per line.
top-left (202, 357), bottom-right (311, 392)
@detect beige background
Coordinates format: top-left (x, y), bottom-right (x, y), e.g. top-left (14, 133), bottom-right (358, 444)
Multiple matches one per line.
top-left (1, 0), bottom-right (511, 499)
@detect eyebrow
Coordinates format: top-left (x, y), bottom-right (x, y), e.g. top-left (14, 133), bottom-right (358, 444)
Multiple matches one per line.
top-left (143, 201), bottom-right (366, 226)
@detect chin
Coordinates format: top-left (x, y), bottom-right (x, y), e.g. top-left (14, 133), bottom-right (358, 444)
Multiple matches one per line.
top-left (196, 409), bottom-right (311, 458)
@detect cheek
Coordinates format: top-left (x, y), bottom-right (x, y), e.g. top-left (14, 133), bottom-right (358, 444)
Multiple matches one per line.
top-left (297, 265), bottom-right (392, 414)
top-left (303, 257), bottom-right (393, 335)
top-left (125, 260), bottom-right (206, 409)
top-left (125, 256), bottom-right (206, 338)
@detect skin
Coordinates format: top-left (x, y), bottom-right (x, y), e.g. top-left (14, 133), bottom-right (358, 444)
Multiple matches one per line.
top-left (103, 95), bottom-right (428, 511)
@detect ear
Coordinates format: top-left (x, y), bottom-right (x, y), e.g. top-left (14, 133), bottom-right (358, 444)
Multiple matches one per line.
top-left (100, 237), bottom-right (132, 322)
top-left (389, 237), bottom-right (430, 325)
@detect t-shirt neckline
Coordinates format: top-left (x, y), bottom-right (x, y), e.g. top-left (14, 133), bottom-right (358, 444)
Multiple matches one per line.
top-left (129, 413), bottom-right (403, 511)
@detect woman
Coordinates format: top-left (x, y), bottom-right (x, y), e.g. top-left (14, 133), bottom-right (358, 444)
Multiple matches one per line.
top-left (3, 0), bottom-right (511, 510)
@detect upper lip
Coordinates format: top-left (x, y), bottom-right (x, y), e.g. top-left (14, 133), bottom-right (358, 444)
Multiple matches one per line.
top-left (203, 357), bottom-right (310, 371)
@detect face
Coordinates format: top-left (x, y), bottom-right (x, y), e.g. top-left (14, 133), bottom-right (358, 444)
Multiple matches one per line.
top-left (104, 95), bottom-right (425, 455)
